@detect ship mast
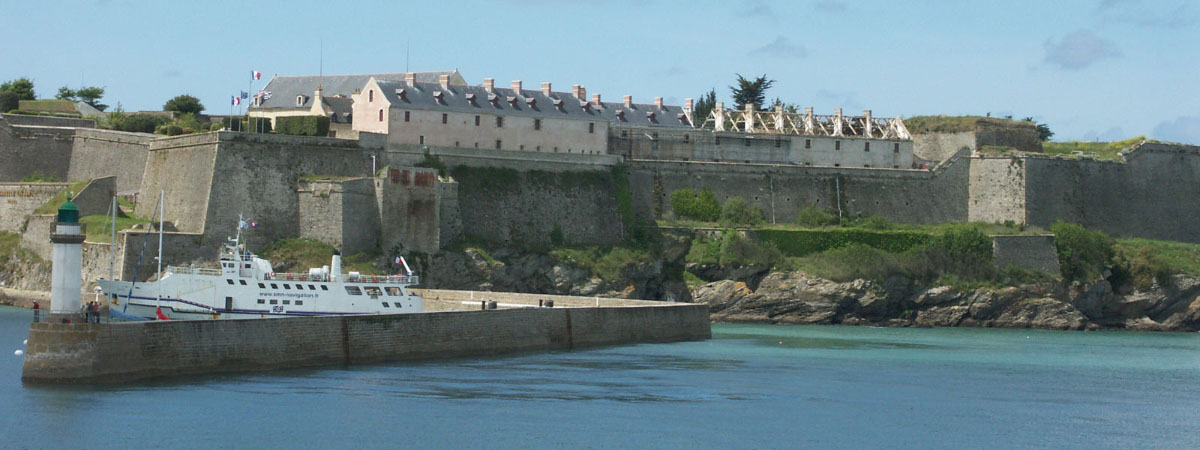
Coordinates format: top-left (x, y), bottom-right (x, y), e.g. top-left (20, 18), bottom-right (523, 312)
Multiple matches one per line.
top-left (156, 189), bottom-right (164, 309)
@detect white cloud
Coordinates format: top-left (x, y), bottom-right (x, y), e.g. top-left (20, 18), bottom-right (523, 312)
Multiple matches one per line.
top-left (749, 37), bottom-right (807, 59)
top-left (1152, 116), bottom-right (1200, 145)
top-left (1043, 30), bottom-right (1121, 70)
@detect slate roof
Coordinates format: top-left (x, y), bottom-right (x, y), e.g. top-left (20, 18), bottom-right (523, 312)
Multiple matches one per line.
top-left (372, 78), bottom-right (692, 129)
top-left (252, 71), bottom-right (464, 111)
top-left (320, 96), bottom-right (355, 123)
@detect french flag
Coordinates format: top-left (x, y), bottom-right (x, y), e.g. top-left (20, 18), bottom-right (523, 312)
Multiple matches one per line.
top-left (252, 70), bottom-right (262, 80)
top-left (232, 96), bottom-right (241, 106)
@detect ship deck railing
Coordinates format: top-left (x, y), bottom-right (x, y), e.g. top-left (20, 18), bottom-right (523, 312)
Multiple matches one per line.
top-left (166, 266), bottom-right (222, 276)
top-left (267, 272), bottom-right (419, 285)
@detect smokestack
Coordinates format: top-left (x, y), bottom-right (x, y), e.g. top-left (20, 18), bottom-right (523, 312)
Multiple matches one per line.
top-left (404, 72), bottom-right (416, 85)
top-left (484, 78), bottom-right (495, 92)
top-left (654, 97), bottom-right (663, 109)
top-left (439, 75), bottom-right (450, 90)
top-left (685, 98), bottom-right (694, 111)
top-left (592, 93), bottom-right (602, 107)
top-left (511, 80), bottom-right (522, 93)
top-left (541, 82), bottom-right (552, 96)
top-left (623, 95), bottom-right (633, 108)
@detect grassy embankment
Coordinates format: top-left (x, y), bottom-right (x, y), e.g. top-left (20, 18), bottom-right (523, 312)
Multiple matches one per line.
top-left (257, 238), bottom-right (385, 275)
top-left (903, 115), bottom-right (1036, 134)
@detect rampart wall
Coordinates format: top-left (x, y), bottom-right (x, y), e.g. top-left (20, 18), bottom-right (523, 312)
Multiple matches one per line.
top-left (0, 114), bottom-right (94, 128)
top-left (382, 144), bottom-right (621, 173)
top-left (298, 178), bottom-right (379, 255)
top-left (913, 131), bottom-right (974, 163)
top-left (610, 126), bottom-right (914, 168)
top-left (21, 302), bottom-right (711, 383)
top-left (626, 157), bottom-right (970, 225)
top-left (67, 129), bottom-right (154, 193)
top-left (969, 157), bottom-right (1025, 224)
top-left (1024, 143), bottom-right (1200, 242)
top-left (0, 117), bottom-right (75, 182)
top-left (0, 183), bottom-right (68, 233)
top-left (375, 167), bottom-right (440, 254)
top-left (992, 235), bottom-right (1061, 276)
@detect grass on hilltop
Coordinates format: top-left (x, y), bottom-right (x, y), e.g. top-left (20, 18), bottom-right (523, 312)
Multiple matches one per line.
top-left (903, 115), bottom-right (1035, 134)
top-left (257, 238), bottom-right (384, 275)
top-left (78, 215), bottom-right (152, 243)
top-left (1042, 136), bottom-right (1144, 161)
top-left (32, 180), bottom-right (91, 215)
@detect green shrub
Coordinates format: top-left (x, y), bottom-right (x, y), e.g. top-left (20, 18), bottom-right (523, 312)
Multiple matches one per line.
top-left (720, 197), bottom-right (763, 226)
top-left (449, 165), bottom-right (520, 192)
top-left (670, 188), bottom-right (720, 222)
top-left (0, 91), bottom-right (18, 113)
top-left (275, 115), bottom-right (330, 136)
top-left (918, 224), bottom-right (994, 280)
top-left (1112, 246), bottom-right (1171, 290)
top-left (756, 228), bottom-right (932, 257)
top-left (1051, 221), bottom-right (1114, 283)
top-left (845, 215), bottom-right (897, 230)
top-left (796, 204), bottom-right (837, 227)
top-left (415, 151), bottom-right (448, 177)
top-left (157, 124), bottom-right (184, 136)
top-left (115, 113), bottom-right (170, 133)
top-left (550, 224), bottom-right (565, 246)
top-left (19, 171), bottom-right (60, 182)
top-left (246, 116), bottom-right (272, 133)
top-left (719, 231), bottom-right (782, 266)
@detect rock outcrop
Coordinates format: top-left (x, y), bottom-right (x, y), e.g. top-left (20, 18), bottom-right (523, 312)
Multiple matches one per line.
top-left (693, 271), bottom-right (1200, 331)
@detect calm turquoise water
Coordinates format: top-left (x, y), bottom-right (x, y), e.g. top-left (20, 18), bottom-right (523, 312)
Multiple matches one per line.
top-left (3, 305), bottom-right (1199, 449)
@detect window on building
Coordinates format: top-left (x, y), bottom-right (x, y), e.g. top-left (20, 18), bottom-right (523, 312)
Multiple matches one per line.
top-left (419, 135), bottom-right (425, 145)
top-left (378, 109), bottom-right (383, 122)
top-left (864, 142), bottom-right (870, 152)
top-left (534, 119), bottom-right (541, 130)
top-left (496, 116), bottom-right (503, 127)
top-left (835, 141), bottom-right (841, 150)
top-left (404, 111), bottom-right (410, 122)
top-left (775, 139), bottom-right (782, 148)
top-left (589, 122), bottom-right (595, 134)
top-left (495, 139), bottom-right (502, 149)
top-left (834, 163), bottom-right (840, 167)
top-left (715, 136), bottom-right (721, 145)
top-left (620, 130), bottom-right (627, 138)
top-left (805, 139), bottom-right (811, 149)
top-left (475, 115), bottom-right (480, 126)
top-left (683, 134), bottom-right (689, 142)
top-left (442, 113), bottom-right (448, 124)
top-left (369, 90), bottom-right (374, 102)
top-left (894, 143), bottom-right (900, 153)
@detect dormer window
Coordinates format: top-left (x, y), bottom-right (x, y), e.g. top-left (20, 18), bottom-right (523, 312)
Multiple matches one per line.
top-left (646, 111), bottom-right (656, 122)
top-left (395, 88), bottom-right (407, 100)
top-left (614, 110), bottom-right (626, 121)
top-left (488, 93), bottom-right (499, 106)
top-left (296, 95), bottom-right (306, 106)
top-left (432, 91), bottom-right (444, 103)
top-left (506, 96), bottom-right (518, 107)
top-left (580, 101), bottom-right (591, 112)
top-left (466, 93), bottom-right (477, 105)
top-left (677, 113), bottom-right (688, 124)
top-left (525, 97), bottom-right (536, 108)
top-left (552, 98), bottom-right (564, 111)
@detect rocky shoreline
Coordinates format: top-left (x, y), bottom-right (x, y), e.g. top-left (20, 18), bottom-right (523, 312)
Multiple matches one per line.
top-left (693, 271), bottom-right (1200, 332)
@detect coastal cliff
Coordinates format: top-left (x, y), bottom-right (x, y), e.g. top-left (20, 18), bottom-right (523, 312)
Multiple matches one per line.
top-left (694, 272), bottom-right (1200, 331)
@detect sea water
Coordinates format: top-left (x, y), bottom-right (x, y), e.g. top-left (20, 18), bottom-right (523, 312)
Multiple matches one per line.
top-left (2, 305), bottom-right (1198, 449)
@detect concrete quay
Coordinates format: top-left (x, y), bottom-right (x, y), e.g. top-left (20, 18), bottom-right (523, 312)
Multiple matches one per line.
top-left (21, 291), bottom-right (711, 384)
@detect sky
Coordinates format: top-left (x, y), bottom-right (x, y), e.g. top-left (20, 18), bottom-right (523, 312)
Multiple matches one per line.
top-left (2, 0), bottom-right (1197, 143)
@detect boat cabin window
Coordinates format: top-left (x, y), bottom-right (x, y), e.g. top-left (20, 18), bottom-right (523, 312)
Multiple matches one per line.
top-left (320, 285), bottom-right (328, 291)
top-left (295, 285), bottom-right (303, 290)
top-left (364, 286), bottom-right (382, 297)
top-left (258, 283), bottom-right (265, 288)
top-left (385, 287), bottom-right (402, 296)
top-left (269, 299), bottom-right (278, 305)
top-left (345, 286), bottom-right (362, 295)
top-left (271, 283), bottom-right (278, 289)
top-left (309, 285), bottom-right (317, 290)
top-left (283, 300), bottom-right (290, 305)
top-left (226, 279), bottom-right (234, 285)
top-left (244, 264), bottom-right (251, 269)
top-left (257, 299), bottom-right (265, 304)
top-left (283, 284), bottom-right (290, 290)
top-left (296, 301), bottom-right (303, 306)
top-left (381, 302), bottom-right (390, 308)
top-left (239, 280), bottom-right (247, 285)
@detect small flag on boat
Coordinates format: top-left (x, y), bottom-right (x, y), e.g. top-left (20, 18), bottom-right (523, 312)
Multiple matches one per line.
top-left (252, 70), bottom-right (262, 80)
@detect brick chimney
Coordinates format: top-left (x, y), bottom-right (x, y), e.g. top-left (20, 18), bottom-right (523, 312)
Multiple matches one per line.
top-left (684, 98), bottom-right (694, 111)
top-left (484, 78), bottom-right (495, 92)
top-left (404, 72), bottom-right (416, 85)
top-left (592, 93), bottom-right (602, 107)
top-left (541, 82), bottom-right (552, 96)
top-left (511, 80), bottom-right (522, 93)
top-left (578, 85), bottom-right (586, 100)
top-left (439, 75), bottom-right (450, 90)
top-left (623, 95), bottom-right (633, 108)
top-left (654, 97), bottom-right (663, 109)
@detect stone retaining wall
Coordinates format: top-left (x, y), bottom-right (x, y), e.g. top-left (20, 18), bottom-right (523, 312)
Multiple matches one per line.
top-left (21, 301), bottom-right (710, 383)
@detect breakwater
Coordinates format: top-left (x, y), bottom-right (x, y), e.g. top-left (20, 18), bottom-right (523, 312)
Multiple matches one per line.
top-left (21, 295), bottom-right (710, 383)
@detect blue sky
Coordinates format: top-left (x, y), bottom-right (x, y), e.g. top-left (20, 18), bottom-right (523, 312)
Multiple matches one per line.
top-left (3, 0), bottom-right (1197, 143)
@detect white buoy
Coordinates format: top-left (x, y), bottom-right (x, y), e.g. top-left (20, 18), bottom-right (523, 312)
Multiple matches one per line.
top-left (14, 350), bottom-right (23, 356)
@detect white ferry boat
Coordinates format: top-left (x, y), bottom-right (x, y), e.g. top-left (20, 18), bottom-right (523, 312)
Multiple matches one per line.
top-left (98, 225), bottom-right (423, 320)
